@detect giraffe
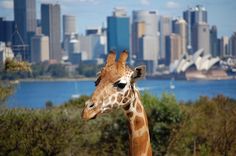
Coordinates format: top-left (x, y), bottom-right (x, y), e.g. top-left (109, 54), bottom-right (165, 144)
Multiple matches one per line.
top-left (81, 50), bottom-right (152, 156)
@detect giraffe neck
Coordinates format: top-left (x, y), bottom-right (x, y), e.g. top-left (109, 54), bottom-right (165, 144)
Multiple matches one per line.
top-left (123, 88), bottom-right (152, 156)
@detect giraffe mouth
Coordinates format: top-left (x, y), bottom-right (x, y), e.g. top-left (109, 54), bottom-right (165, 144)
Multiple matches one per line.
top-left (91, 114), bottom-right (97, 120)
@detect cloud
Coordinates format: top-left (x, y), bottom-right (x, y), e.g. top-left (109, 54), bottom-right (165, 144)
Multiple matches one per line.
top-left (0, 0), bottom-right (13, 9)
top-left (140, 0), bottom-right (150, 5)
top-left (166, 1), bottom-right (179, 9)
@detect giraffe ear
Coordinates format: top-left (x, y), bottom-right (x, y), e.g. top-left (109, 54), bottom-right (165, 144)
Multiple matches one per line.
top-left (132, 65), bottom-right (146, 81)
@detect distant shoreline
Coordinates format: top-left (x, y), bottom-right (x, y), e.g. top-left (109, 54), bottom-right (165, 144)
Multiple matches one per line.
top-left (19, 77), bottom-right (97, 82)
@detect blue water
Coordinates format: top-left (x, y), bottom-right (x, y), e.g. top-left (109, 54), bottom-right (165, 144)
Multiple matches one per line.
top-left (7, 79), bottom-right (236, 108)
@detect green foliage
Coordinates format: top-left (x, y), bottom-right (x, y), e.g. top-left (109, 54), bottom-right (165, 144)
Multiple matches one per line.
top-left (0, 82), bottom-right (14, 107)
top-left (0, 93), bottom-right (236, 156)
top-left (47, 64), bottom-right (68, 78)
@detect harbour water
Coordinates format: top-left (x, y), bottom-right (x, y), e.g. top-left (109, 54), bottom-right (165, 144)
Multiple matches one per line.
top-left (7, 79), bottom-right (236, 108)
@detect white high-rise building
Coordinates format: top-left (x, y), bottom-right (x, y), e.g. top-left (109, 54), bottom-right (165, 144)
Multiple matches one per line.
top-left (63, 15), bottom-right (76, 39)
top-left (31, 35), bottom-right (49, 63)
top-left (192, 22), bottom-right (210, 54)
top-left (132, 10), bottom-right (159, 61)
top-left (173, 18), bottom-right (187, 54)
top-left (0, 42), bottom-right (14, 63)
top-left (159, 16), bottom-right (172, 60)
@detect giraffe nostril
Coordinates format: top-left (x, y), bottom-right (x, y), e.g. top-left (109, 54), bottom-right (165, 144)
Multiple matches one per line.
top-left (89, 103), bottom-right (95, 108)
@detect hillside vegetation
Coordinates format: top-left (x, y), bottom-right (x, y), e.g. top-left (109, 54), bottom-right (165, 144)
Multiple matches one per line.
top-left (0, 93), bottom-right (236, 156)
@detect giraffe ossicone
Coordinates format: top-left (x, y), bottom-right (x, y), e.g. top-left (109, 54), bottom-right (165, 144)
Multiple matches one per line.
top-left (81, 50), bottom-right (152, 156)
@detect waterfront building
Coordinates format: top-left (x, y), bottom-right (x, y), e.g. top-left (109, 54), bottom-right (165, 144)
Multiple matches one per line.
top-left (173, 18), bottom-right (187, 54)
top-left (220, 36), bottom-right (229, 57)
top-left (41, 3), bottom-right (61, 62)
top-left (159, 16), bottom-right (172, 61)
top-left (183, 5), bottom-right (208, 54)
top-left (14, 0), bottom-right (37, 61)
top-left (31, 35), bottom-right (49, 63)
top-left (0, 18), bottom-right (15, 45)
top-left (78, 33), bottom-right (106, 61)
top-left (192, 22), bottom-right (210, 54)
top-left (229, 32), bottom-right (236, 57)
top-left (210, 25), bottom-right (219, 57)
top-left (0, 42), bottom-right (14, 63)
top-left (107, 8), bottom-right (130, 59)
top-left (63, 15), bottom-right (76, 39)
top-left (165, 33), bottom-right (181, 65)
top-left (63, 15), bottom-right (77, 56)
top-left (132, 10), bottom-right (159, 61)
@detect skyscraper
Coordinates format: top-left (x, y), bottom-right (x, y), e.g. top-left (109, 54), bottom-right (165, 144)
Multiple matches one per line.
top-left (220, 36), bottom-right (229, 57)
top-left (192, 22), bottom-right (210, 54)
top-left (31, 34), bottom-right (49, 63)
top-left (173, 18), bottom-right (187, 54)
top-left (165, 33), bottom-right (181, 65)
top-left (14, 0), bottom-right (36, 61)
top-left (107, 8), bottom-right (130, 58)
top-left (210, 25), bottom-right (219, 57)
top-left (41, 3), bottom-right (61, 62)
top-left (63, 15), bottom-right (76, 39)
top-left (183, 5), bottom-right (208, 53)
top-left (159, 16), bottom-right (172, 61)
top-left (229, 32), bottom-right (236, 57)
top-left (0, 18), bottom-right (15, 45)
top-left (132, 10), bottom-right (159, 61)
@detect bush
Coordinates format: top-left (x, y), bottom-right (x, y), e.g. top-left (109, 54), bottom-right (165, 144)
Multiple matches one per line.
top-left (0, 93), bottom-right (236, 155)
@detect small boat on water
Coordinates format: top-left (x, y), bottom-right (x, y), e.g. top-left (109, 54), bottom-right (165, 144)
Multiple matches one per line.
top-left (170, 78), bottom-right (175, 90)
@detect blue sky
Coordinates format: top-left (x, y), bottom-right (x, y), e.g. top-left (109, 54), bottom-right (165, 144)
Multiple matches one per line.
top-left (0, 0), bottom-right (235, 36)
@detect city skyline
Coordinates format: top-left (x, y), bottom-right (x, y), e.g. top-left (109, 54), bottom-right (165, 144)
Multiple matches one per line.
top-left (0, 0), bottom-right (235, 37)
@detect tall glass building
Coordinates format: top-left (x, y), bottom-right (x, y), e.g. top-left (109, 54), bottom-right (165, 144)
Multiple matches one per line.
top-left (14, 0), bottom-right (36, 61)
top-left (107, 8), bottom-right (130, 59)
top-left (41, 3), bottom-right (61, 62)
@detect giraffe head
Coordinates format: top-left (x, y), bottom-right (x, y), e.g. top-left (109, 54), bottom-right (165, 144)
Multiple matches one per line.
top-left (81, 50), bottom-right (146, 120)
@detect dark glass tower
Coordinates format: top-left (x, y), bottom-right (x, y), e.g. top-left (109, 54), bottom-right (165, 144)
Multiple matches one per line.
top-left (14, 0), bottom-right (36, 61)
top-left (210, 25), bottom-right (219, 57)
top-left (41, 3), bottom-right (61, 62)
top-left (107, 8), bottom-right (130, 59)
top-left (183, 5), bottom-right (208, 54)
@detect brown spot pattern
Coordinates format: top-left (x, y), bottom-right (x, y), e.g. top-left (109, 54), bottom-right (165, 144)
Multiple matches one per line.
top-left (136, 103), bottom-right (142, 113)
top-left (117, 95), bottom-right (122, 103)
top-left (134, 116), bottom-right (145, 130)
top-left (127, 112), bottom-right (133, 118)
top-left (125, 90), bottom-right (129, 97)
top-left (132, 131), bottom-right (148, 155)
top-left (123, 97), bottom-right (128, 103)
top-left (123, 103), bottom-right (131, 110)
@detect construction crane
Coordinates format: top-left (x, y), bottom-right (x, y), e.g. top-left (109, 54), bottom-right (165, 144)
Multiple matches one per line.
top-left (11, 24), bottom-right (29, 61)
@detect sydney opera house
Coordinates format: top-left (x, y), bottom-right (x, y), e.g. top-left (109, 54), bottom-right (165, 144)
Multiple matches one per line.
top-left (169, 49), bottom-right (229, 80)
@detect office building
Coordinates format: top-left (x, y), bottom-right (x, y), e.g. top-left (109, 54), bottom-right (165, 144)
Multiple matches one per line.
top-left (192, 22), bottom-right (210, 54)
top-left (132, 10), bottom-right (159, 61)
top-left (31, 35), bottom-right (49, 63)
top-left (219, 36), bottom-right (229, 57)
top-left (0, 18), bottom-right (15, 45)
top-left (173, 18), bottom-right (187, 54)
top-left (183, 5), bottom-right (208, 53)
top-left (0, 42), bottom-right (14, 63)
top-left (63, 15), bottom-right (76, 39)
top-left (41, 3), bottom-right (61, 62)
top-left (210, 25), bottom-right (219, 57)
top-left (159, 16), bottom-right (172, 60)
top-left (14, 0), bottom-right (37, 61)
top-left (107, 8), bottom-right (130, 59)
top-left (78, 34), bottom-right (106, 61)
top-left (166, 33), bottom-right (181, 65)
top-left (229, 32), bottom-right (236, 57)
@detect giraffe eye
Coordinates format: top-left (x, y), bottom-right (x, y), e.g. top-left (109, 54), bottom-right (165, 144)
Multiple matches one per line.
top-left (114, 80), bottom-right (127, 89)
top-left (117, 83), bottom-right (126, 89)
